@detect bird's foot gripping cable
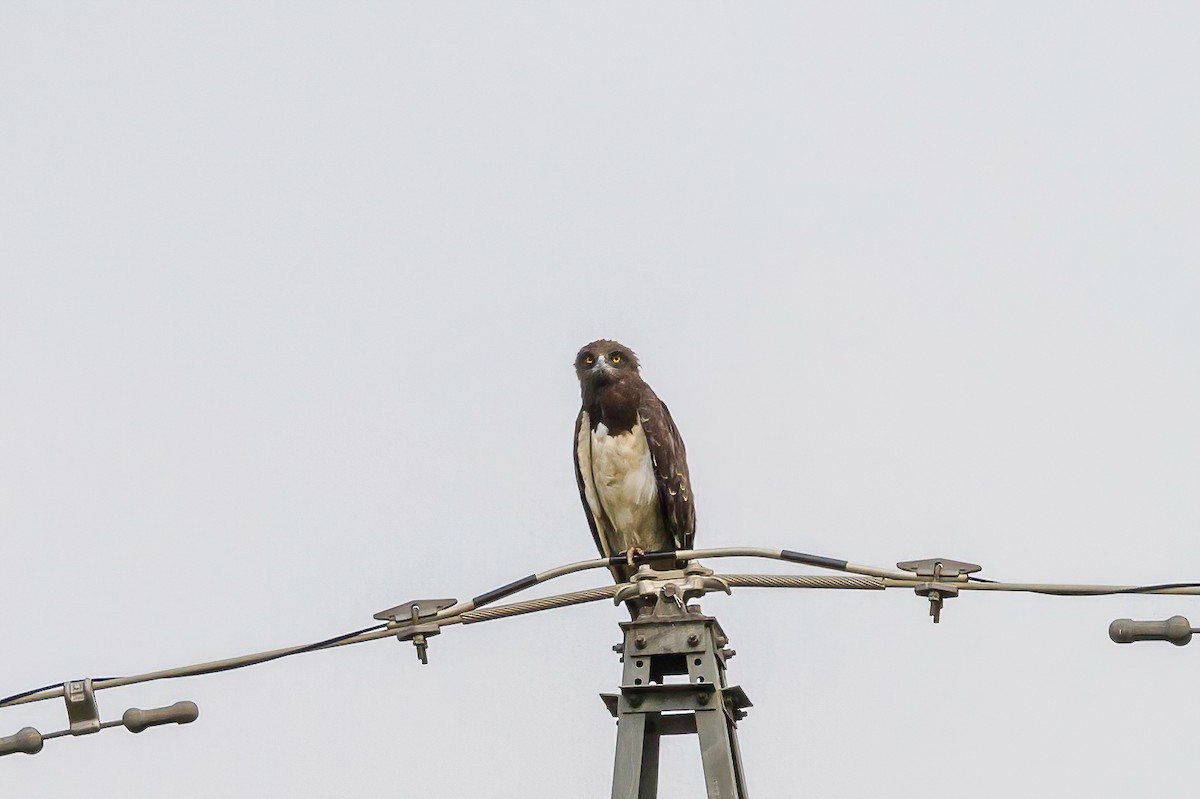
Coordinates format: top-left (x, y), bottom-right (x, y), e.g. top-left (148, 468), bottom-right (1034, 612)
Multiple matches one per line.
top-left (613, 562), bottom-right (731, 608)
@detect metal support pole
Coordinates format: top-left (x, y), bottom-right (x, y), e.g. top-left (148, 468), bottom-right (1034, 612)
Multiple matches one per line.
top-left (602, 579), bottom-right (751, 799)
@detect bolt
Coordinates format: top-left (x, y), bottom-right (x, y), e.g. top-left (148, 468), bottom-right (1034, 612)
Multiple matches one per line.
top-left (722, 648), bottom-right (737, 660)
top-left (628, 694), bottom-right (644, 708)
top-left (687, 633), bottom-right (700, 646)
top-left (634, 635), bottom-right (647, 649)
top-left (612, 644), bottom-right (624, 654)
top-left (696, 691), bottom-right (710, 706)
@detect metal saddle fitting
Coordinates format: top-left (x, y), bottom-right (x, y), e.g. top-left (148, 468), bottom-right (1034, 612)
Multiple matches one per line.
top-left (612, 561), bottom-right (731, 608)
top-left (65, 678), bottom-right (101, 735)
top-left (373, 598), bottom-right (456, 664)
top-left (896, 558), bottom-right (982, 624)
top-left (601, 585), bottom-right (751, 798)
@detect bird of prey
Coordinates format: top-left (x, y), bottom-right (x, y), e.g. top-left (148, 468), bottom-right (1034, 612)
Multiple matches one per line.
top-left (573, 340), bottom-right (695, 585)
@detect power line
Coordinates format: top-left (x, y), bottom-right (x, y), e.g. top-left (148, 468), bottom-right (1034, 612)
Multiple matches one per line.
top-left (4, 545), bottom-right (1199, 780)
top-left (4, 546), bottom-right (1198, 709)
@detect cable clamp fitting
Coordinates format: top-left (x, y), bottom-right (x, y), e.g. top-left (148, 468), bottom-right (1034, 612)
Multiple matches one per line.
top-left (614, 562), bottom-right (730, 607)
top-left (374, 599), bottom-right (457, 665)
top-left (897, 558), bottom-right (981, 624)
top-left (64, 678), bottom-right (101, 735)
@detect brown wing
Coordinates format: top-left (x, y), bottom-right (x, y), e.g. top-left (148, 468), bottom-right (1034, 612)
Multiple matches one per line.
top-left (573, 409), bottom-right (612, 561)
top-left (637, 395), bottom-right (696, 550)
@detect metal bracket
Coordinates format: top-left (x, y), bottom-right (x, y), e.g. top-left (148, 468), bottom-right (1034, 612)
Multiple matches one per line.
top-left (64, 679), bottom-right (100, 735)
top-left (896, 557), bottom-right (981, 579)
top-left (915, 583), bottom-right (959, 623)
top-left (373, 599), bottom-right (457, 664)
top-left (613, 562), bottom-right (731, 607)
top-left (604, 591), bottom-right (751, 797)
top-left (897, 559), bottom-right (980, 623)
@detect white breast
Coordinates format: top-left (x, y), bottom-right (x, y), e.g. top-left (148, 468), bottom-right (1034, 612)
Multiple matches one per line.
top-left (587, 420), bottom-right (667, 553)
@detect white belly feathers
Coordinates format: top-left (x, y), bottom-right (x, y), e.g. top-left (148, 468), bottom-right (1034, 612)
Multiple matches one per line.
top-left (577, 415), bottom-right (668, 555)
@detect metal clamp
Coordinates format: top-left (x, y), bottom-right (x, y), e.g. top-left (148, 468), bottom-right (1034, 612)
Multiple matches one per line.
top-left (898, 558), bottom-right (981, 623)
top-left (613, 562), bottom-right (731, 607)
top-left (914, 582), bottom-right (958, 623)
top-left (374, 599), bottom-right (457, 664)
top-left (64, 679), bottom-right (101, 735)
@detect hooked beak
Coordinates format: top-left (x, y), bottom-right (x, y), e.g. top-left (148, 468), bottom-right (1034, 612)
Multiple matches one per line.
top-left (588, 356), bottom-right (615, 378)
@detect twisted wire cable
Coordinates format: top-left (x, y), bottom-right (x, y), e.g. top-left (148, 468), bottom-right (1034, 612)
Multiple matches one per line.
top-left (722, 574), bottom-right (884, 590)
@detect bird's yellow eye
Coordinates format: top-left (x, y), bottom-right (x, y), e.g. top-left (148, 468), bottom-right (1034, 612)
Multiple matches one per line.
top-left (610, 353), bottom-right (622, 364)
top-left (584, 354), bottom-right (595, 365)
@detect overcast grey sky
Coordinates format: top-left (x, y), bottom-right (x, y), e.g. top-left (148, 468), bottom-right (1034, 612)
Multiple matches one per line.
top-left (2, 4), bottom-right (1199, 797)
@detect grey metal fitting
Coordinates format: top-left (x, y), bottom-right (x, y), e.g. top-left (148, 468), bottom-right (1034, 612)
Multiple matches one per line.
top-left (64, 679), bottom-right (100, 735)
top-left (1110, 616), bottom-right (1195, 646)
top-left (122, 701), bottom-right (199, 733)
top-left (374, 598), bottom-right (457, 665)
top-left (0, 727), bottom-right (43, 757)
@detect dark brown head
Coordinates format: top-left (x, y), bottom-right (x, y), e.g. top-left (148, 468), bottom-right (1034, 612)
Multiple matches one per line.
top-left (574, 339), bottom-right (641, 388)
